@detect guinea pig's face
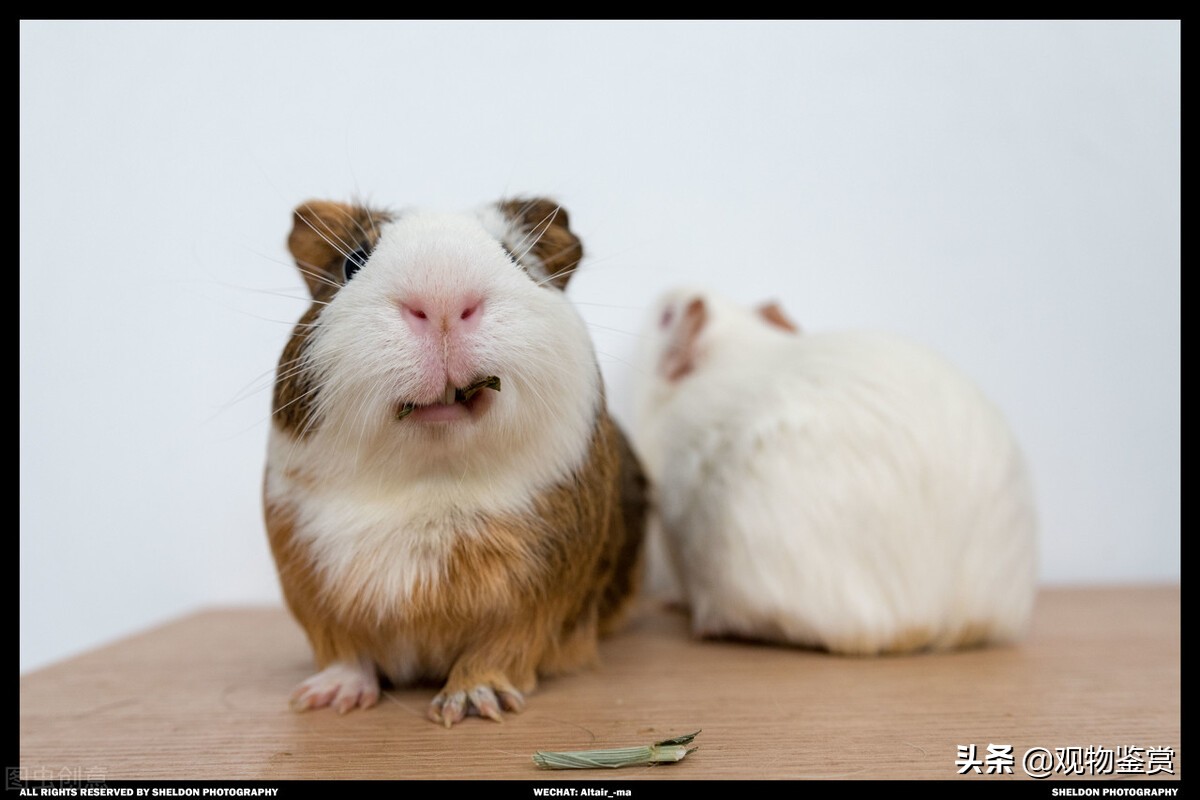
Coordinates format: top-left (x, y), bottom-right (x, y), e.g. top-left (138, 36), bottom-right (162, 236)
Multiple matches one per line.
top-left (649, 289), bottom-right (711, 384)
top-left (272, 198), bottom-right (597, 448)
top-left (641, 288), bottom-right (803, 386)
top-left (634, 289), bottom-right (803, 446)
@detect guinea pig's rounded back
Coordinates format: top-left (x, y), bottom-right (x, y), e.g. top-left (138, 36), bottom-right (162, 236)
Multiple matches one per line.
top-left (632, 288), bottom-right (1038, 655)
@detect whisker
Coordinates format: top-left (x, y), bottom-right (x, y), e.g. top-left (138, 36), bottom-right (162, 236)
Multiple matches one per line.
top-left (514, 205), bottom-right (561, 265)
top-left (329, 202), bottom-right (376, 247)
top-left (584, 322), bottom-right (651, 340)
top-left (506, 209), bottom-right (549, 259)
top-left (565, 300), bottom-right (648, 311)
top-left (270, 380), bottom-right (326, 418)
top-left (294, 259), bottom-right (344, 291)
top-left (591, 348), bottom-right (644, 372)
top-left (535, 263), bottom-right (581, 288)
top-left (296, 202), bottom-right (358, 262)
top-left (351, 381), bottom-right (385, 468)
top-left (233, 285), bottom-right (331, 306)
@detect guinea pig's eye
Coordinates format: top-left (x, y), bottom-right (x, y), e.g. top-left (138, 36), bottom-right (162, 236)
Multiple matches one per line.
top-left (660, 307), bottom-right (675, 329)
top-left (343, 245), bottom-right (371, 282)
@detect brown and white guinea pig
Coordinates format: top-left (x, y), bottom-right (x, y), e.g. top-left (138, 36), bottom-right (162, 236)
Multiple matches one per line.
top-left (263, 197), bottom-right (647, 726)
top-left (633, 287), bottom-right (1037, 656)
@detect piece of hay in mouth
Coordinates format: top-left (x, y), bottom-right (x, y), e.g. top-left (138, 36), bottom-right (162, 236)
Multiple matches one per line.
top-left (459, 374), bottom-right (501, 401)
top-left (531, 730), bottom-right (700, 770)
top-left (396, 375), bottom-right (502, 420)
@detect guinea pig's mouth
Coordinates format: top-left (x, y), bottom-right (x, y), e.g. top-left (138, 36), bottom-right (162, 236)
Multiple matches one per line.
top-left (395, 376), bottom-right (501, 423)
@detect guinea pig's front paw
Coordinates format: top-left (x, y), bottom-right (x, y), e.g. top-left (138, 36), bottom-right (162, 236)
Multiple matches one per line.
top-left (289, 661), bottom-right (380, 714)
top-left (428, 680), bottom-right (526, 728)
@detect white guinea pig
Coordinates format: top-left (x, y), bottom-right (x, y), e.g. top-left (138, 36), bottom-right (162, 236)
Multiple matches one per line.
top-left (633, 287), bottom-right (1037, 655)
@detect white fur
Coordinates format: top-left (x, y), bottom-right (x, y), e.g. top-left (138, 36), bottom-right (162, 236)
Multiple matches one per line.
top-left (267, 208), bottom-right (600, 613)
top-left (289, 659), bottom-right (380, 712)
top-left (476, 203), bottom-right (556, 284)
top-left (634, 288), bottom-right (1038, 654)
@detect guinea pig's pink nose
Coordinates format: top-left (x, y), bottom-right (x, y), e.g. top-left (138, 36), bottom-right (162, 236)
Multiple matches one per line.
top-left (398, 296), bottom-right (484, 335)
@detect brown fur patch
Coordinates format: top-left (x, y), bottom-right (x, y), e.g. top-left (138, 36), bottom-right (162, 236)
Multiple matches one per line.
top-left (270, 302), bottom-right (324, 437)
top-left (597, 423), bottom-right (650, 634)
top-left (288, 200), bottom-right (392, 295)
top-left (270, 200), bottom-right (392, 438)
top-left (757, 301), bottom-right (800, 334)
top-left (662, 297), bottom-right (708, 382)
top-left (264, 409), bottom-right (647, 699)
top-left (498, 198), bottom-right (583, 289)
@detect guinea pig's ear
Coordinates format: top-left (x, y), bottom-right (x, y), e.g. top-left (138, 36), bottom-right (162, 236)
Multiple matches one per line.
top-left (756, 301), bottom-right (801, 334)
top-left (660, 297), bottom-right (708, 382)
top-left (497, 197), bottom-right (584, 290)
top-left (288, 200), bottom-right (389, 297)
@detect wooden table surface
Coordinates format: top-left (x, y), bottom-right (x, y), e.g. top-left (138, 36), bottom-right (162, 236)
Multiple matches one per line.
top-left (19, 586), bottom-right (1180, 783)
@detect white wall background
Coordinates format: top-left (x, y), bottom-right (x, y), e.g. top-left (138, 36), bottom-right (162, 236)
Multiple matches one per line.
top-left (20, 20), bottom-right (1179, 674)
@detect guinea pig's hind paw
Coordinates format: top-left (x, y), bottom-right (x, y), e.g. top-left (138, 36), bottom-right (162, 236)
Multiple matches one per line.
top-left (288, 662), bottom-right (380, 714)
top-left (428, 684), bottom-right (525, 728)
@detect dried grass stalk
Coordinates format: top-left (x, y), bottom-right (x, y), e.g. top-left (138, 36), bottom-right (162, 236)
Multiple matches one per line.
top-left (532, 731), bottom-right (701, 770)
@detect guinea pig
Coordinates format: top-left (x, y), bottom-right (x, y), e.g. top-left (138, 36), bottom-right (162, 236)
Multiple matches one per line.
top-left (263, 197), bottom-right (647, 726)
top-left (633, 287), bottom-right (1037, 656)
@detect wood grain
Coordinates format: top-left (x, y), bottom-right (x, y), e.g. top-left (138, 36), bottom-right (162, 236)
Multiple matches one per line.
top-left (18, 586), bottom-right (1180, 781)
